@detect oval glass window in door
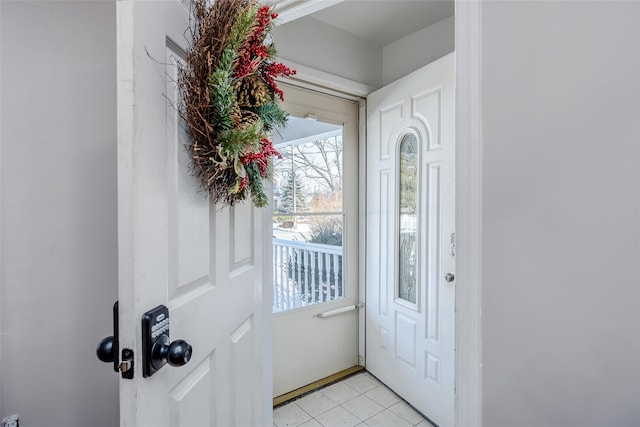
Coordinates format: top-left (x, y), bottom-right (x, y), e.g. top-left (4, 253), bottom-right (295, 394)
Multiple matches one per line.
top-left (398, 133), bottom-right (418, 304)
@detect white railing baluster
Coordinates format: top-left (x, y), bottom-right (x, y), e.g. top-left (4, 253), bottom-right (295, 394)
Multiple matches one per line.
top-left (276, 242), bottom-right (281, 312)
top-left (303, 249), bottom-right (308, 304)
top-left (278, 245), bottom-right (282, 311)
top-left (333, 254), bottom-right (340, 299)
top-left (324, 254), bottom-right (329, 304)
top-left (324, 254), bottom-right (329, 301)
top-left (271, 239), bottom-right (343, 313)
top-left (329, 254), bottom-right (334, 301)
top-left (310, 249), bottom-right (317, 304)
top-left (289, 245), bottom-right (295, 309)
top-left (273, 241), bottom-right (277, 311)
top-left (295, 248), bottom-right (300, 308)
top-left (302, 249), bottom-right (308, 305)
top-left (312, 252), bottom-right (317, 303)
top-left (318, 252), bottom-right (325, 302)
top-left (275, 246), bottom-right (287, 311)
top-left (286, 247), bottom-right (290, 309)
top-left (338, 254), bottom-right (343, 299)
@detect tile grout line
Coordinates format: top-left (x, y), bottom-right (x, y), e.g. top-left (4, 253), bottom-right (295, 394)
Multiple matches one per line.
top-left (274, 372), bottom-right (434, 427)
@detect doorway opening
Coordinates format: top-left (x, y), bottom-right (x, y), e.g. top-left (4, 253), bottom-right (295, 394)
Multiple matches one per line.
top-left (271, 84), bottom-right (361, 399)
top-left (266, 1), bottom-right (466, 425)
top-left (271, 49), bottom-right (456, 427)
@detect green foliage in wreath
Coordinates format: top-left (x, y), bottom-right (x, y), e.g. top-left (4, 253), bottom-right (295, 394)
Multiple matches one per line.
top-left (179, 0), bottom-right (295, 207)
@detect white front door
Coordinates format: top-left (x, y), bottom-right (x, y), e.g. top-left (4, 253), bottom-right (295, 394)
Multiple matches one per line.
top-left (272, 85), bottom-right (360, 397)
top-left (366, 53), bottom-right (455, 427)
top-left (117, 1), bottom-right (270, 426)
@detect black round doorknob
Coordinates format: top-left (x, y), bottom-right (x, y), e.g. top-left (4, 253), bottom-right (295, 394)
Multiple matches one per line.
top-left (97, 336), bottom-right (116, 363)
top-left (167, 340), bottom-right (193, 367)
top-left (152, 337), bottom-right (193, 369)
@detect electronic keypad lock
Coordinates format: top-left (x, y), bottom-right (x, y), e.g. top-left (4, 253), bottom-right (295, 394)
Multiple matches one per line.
top-left (142, 305), bottom-right (193, 377)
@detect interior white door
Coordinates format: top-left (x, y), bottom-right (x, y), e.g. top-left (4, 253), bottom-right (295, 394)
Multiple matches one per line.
top-left (365, 53), bottom-right (455, 427)
top-left (272, 85), bottom-right (360, 397)
top-left (117, 1), bottom-right (270, 426)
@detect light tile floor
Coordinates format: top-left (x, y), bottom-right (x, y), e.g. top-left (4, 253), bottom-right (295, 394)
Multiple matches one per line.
top-left (273, 371), bottom-right (436, 427)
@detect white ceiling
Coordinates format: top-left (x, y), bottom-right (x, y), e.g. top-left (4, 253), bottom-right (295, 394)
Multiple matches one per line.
top-left (303, 0), bottom-right (454, 47)
top-left (271, 116), bottom-right (341, 147)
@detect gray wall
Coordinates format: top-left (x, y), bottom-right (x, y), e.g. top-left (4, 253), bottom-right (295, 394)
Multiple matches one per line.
top-left (0, 2), bottom-right (119, 426)
top-left (273, 15), bottom-right (454, 91)
top-left (382, 15), bottom-right (454, 86)
top-left (480, 1), bottom-right (640, 426)
top-left (272, 16), bottom-right (383, 89)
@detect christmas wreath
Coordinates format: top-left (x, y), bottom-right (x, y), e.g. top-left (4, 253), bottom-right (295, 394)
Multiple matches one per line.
top-left (179, 0), bottom-right (295, 207)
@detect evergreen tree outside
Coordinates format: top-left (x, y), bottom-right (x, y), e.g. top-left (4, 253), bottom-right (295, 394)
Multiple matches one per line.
top-left (278, 171), bottom-right (308, 214)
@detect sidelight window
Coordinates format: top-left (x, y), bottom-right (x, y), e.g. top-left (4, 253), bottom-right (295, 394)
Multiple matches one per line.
top-left (398, 133), bottom-right (419, 304)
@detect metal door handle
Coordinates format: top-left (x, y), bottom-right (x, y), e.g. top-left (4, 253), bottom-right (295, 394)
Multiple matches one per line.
top-left (96, 301), bottom-right (119, 372)
top-left (444, 273), bottom-right (455, 283)
top-left (96, 301), bottom-right (134, 378)
top-left (152, 338), bottom-right (193, 368)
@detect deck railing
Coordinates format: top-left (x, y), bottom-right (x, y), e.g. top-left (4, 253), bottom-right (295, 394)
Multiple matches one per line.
top-left (272, 239), bottom-right (343, 313)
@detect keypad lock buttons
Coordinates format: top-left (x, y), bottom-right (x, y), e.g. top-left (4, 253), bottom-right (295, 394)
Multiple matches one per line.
top-left (142, 305), bottom-right (192, 377)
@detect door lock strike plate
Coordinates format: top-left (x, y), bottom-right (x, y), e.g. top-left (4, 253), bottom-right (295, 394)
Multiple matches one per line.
top-left (449, 233), bottom-right (456, 256)
top-left (120, 348), bottom-right (134, 379)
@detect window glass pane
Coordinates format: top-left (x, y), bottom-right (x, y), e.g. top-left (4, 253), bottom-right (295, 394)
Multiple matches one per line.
top-left (271, 117), bottom-right (345, 313)
top-left (398, 134), bottom-right (418, 304)
top-left (273, 215), bottom-right (343, 313)
top-left (273, 117), bottom-right (343, 214)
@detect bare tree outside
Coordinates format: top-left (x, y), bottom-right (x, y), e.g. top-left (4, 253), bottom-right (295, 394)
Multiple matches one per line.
top-left (275, 136), bottom-right (343, 205)
top-left (273, 135), bottom-right (344, 244)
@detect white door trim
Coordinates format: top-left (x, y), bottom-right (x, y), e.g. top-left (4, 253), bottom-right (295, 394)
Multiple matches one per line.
top-left (454, 1), bottom-right (483, 426)
top-left (277, 58), bottom-right (374, 100)
top-left (271, 0), bottom-right (346, 25)
top-left (262, 182), bottom-right (275, 421)
top-left (357, 97), bottom-right (367, 367)
top-left (0, 0), bottom-right (3, 401)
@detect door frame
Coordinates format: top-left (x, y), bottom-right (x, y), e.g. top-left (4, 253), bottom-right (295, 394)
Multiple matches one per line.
top-left (453, 1), bottom-right (482, 426)
top-left (275, 1), bottom-right (483, 425)
top-left (275, 63), bottom-right (371, 371)
top-left (270, 84), bottom-right (361, 396)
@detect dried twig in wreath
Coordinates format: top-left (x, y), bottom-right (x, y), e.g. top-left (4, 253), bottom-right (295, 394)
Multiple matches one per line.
top-left (178, 0), bottom-right (295, 207)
